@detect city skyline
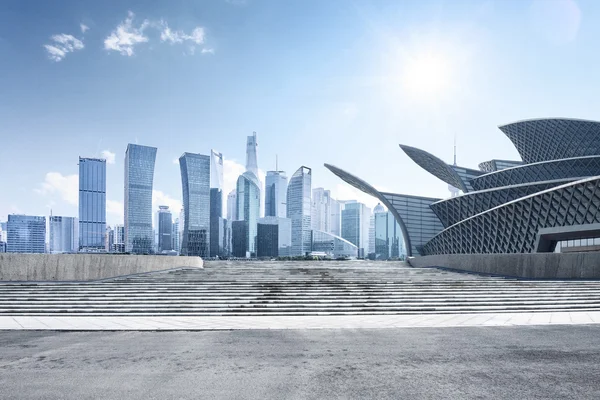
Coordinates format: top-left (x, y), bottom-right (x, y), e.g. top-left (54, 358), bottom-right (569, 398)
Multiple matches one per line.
top-left (6, 0), bottom-right (598, 225)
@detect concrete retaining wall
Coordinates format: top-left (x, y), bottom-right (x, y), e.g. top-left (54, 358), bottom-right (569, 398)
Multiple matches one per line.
top-left (0, 254), bottom-right (203, 281)
top-left (408, 253), bottom-right (600, 279)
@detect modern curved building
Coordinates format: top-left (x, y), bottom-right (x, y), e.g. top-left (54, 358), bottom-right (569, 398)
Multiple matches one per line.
top-left (236, 171), bottom-right (261, 257)
top-left (327, 118), bottom-right (600, 255)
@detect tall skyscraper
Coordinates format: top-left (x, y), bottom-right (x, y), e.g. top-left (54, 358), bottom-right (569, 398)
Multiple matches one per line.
top-left (49, 216), bottom-right (78, 253)
top-left (157, 206), bottom-right (173, 253)
top-left (246, 132), bottom-right (259, 178)
top-left (180, 153), bottom-right (211, 257)
top-left (7, 215), bottom-right (46, 253)
top-left (236, 171), bottom-right (261, 256)
top-left (78, 157), bottom-right (106, 252)
top-left (287, 166), bottom-right (312, 256)
top-left (172, 218), bottom-right (180, 253)
top-left (329, 198), bottom-right (342, 236)
top-left (311, 188), bottom-right (332, 232)
top-left (341, 201), bottom-right (370, 258)
top-left (124, 144), bottom-right (157, 254)
top-left (210, 150), bottom-right (224, 257)
top-left (265, 171), bottom-right (287, 218)
top-left (226, 190), bottom-right (237, 221)
top-left (374, 210), bottom-right (403, 260)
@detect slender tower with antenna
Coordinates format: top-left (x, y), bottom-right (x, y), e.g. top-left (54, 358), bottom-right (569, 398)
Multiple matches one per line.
top-left (448, 133), bottom-right (460, 197)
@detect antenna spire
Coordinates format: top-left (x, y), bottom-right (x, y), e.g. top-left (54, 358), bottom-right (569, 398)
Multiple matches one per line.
top-left (453, 133), bottom-right (457, 166)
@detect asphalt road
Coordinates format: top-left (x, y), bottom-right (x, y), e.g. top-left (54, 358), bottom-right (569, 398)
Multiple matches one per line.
top-left (1, 326), bottom-right (600, 399)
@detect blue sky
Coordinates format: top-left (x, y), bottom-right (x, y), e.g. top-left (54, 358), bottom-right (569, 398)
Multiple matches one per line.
top-left (1, 0), bottom-right (599, 225)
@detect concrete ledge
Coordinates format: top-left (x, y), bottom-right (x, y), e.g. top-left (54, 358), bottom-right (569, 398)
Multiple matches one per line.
top-left (408, 253), bottom-right (600, 279)
top-left (0, 254), bottom-right (203, 281)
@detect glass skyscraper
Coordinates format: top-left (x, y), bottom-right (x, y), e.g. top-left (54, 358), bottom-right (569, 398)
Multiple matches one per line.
top-left (180, 153), bottom-right (211, 257)
top-left (287, 166), bottom-right (312, 256)
top-left (7, 215), bottom-right (46, 253)
top-left (341, 201), bottom-right (370, 258)
top-left (236, 171), bottom-right (261, 256)
top-left (226, 190), bottom-right (237, 221)
top-left (311, 188), bottom-right (332, 232)
top-left (49, 216), bottom-right (78, 253)
top-left (374, 210), bottom-right (404, 260)
top-left (157, 206), bottom-right (173, 253)
top-left (78, 157), bottom-right (106, 251)
top-left (210, 150), bottom-right (224, 257)
top-left (265, 171), bottom-right (287, 218)
top-left (124, 144), bottom-right (157, 254)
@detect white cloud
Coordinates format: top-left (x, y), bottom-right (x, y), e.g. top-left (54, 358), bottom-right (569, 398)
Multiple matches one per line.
top-left (101, 150), bottom-right (116, 164)
top-left (104, 11), bottom-right (149, 56)
top-left (35, 172), bottom-right (79, 205)
top-left (106, 200), bottom-right (123, 217)
top-left (173, 158), bottom-right (180, 165)
top-left (160, 22), bottom-right (211, 55)
top-left (80, 23), bottom-right (89, 33)
top-left (43, 34), bottom-right (84, 62)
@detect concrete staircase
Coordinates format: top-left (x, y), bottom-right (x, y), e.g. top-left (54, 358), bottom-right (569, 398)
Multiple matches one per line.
top-left (2, 260), bottom-right (600, 316)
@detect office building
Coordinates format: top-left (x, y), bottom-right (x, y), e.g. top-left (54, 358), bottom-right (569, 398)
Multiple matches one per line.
top-left (0, 242), bottom-right (5, 253)
top-left (7, 214), bottom-right (46, 253)
top-left (180, 153), bottom-right (210, 257)
top-left (106, 226), bottom-right (114, 252)
top-left (374, 210), bottom-right (404, 259)
top-left (341, 201), bottom-right (371, 258)
top-left (312, 230), bottom-right (358, 259)
top-left (311, 188), bottom-right (332, 233)
top-left (124, 144), bottom-right (157, 254)
top-left (256, 217), bottom-right (292, 258)
top-left (236, 171), bottom-right (261, 256)
top-left (112, 224), bottom-right (125, 253)
top-left (157, 206), bottom-right (173, 253)
top-left (172, 218), bottom-right (180, 254)
top-left (287, 166), bottom-right (312, 256)
top-left (265, 171), bottom-right (287, 218)
top-left (329, 198), bottom-right (342, 236)
top-left (226, 190), bottom-right (237, 221)
top-left (0, 222), bottom-right (7, 243)
top-left (210, 150), bottom-right (224, 257)
top-left (231, 220), bottom-right (248, 257)
top-left (246, 132), bottom-right (259, 179)
top-left (49, 216), bottom-right (78, 253)
top-left (78, 157), bottom-right (106, 252)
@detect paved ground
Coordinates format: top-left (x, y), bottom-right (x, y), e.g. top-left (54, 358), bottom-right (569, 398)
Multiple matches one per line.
top-left (1, 326), bottom-right (600, 399)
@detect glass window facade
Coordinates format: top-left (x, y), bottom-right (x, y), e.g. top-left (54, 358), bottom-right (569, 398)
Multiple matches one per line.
top-left (374, 211), bottom-right (404, 259)
top-left (125, 144), bottom-right (157, 254)
top-left (287, 166), bottom-right (312, 256)
top-left (49, 216), bottom-right (78, 253)
top-left (265, 171), bottom-right (288, 218)
top-left (180, 153), bottom-right (211, 257)
top-left (78, 157), bottom-right (106, 251)
top-left (7, 215), bottom-right (46, 253)
top-left (236, 171), bottom-right (261, 256)
top-left (157, 206), bottom-right (173, 252)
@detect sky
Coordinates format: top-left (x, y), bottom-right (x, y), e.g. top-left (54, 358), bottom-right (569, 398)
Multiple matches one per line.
top-left (1, 0), bottom-right (599, 226)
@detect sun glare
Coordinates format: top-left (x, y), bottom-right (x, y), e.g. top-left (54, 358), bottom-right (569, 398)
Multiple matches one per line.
top-left (401, 53), bottom-right (452, 102)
